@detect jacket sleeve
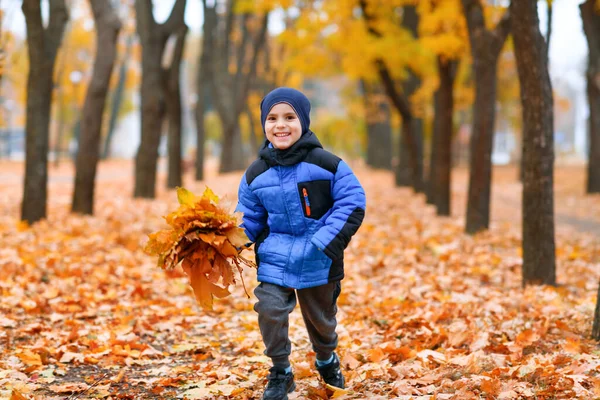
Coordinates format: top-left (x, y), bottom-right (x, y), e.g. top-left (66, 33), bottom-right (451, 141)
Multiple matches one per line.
top-left (310, 160), bottom-right (366, 260)
top-left (235, 174), bottom-right (267, 243)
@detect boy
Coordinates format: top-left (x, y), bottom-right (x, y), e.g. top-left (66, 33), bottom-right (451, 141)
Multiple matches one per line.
top-left (236, 87), bottom-right (366, 400)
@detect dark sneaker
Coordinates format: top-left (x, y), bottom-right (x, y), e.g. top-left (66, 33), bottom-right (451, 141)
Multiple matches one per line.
top-left (315, 353), bottom-right (345, 389)
top-left (262, 367), bottom-right (295, 400)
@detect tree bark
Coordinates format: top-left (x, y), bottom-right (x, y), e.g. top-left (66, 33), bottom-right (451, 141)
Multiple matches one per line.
top-left (134, 0), bottom-right (186, 198)
top-left (434, 58), bottom-right (458, 216)
top-left (461, 0), bottom-right (511, 234)
top-left (166, 26), bottom-right (188, 189)
top-left (593, 279), bottom-right (600, 340)
top-left (581, 0), bottom-right (600, 194)
top-left (511, 0), bottom-right (556, 287)
top-left (360, 79), bottom-right (392, 170)
top-left (102, 34), bottom-right (133, 160)
top-left (21, 0), bottom-right (68, 224)
top-left (72, 1), bottom-right (120, 214)
top-left (194, 0), bottom-right (216, 181)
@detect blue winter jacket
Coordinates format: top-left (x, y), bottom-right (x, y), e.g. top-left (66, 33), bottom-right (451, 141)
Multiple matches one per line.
top-left (236, 131), bottom-right (366, 289)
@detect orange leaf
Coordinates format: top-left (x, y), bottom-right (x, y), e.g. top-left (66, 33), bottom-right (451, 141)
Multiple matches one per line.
top-left (516, 329), bottom-right (539, 346)
top-left (563, 338), bottom-right (581, 353)
top-left (481, 378), bottom-right (501, 396)
top-left (367, 347), bottom-right (386, 363)
top-left (17, 350), bottom-right (42, 366)
top-left (10, 390), bottom-right (28, 400)
top-left (183, 262), bottom-right (230, 310)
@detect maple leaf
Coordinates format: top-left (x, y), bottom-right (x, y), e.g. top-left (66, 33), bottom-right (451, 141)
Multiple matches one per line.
top-left (10, 390), bottom-right (28, 400)
top-left (144, 187), bottom-right (255, 310)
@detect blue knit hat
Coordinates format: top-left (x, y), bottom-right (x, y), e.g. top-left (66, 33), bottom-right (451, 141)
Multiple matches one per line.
top-left (260, 87), bottom-right (311, 135)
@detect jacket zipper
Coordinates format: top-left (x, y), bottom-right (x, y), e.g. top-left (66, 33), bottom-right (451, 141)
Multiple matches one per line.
top-left (302, 187), bottom-right (311, 217)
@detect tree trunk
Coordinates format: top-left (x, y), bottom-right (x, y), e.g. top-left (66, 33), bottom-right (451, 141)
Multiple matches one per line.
top-left (461, 0), bottom-right (511, 234)
top-left (511, 0), bottom-right (556, 287)
top-left (72, 1), bottom-right (121, 214)
top-left (518, 0), bottom-right (552, 183)
top-left (434, 58), bottom-right (458, 216)
top-left (427, 90), bottom-right (441, 205)
top-left (134, 0), bottom-right (186, 198)
top-left (102, 34), bottom-right (133, 160)
top-left (21, 0), bottom-right (68, 224)
top-left (166, 26), bottom-right (188, 189)
top-left (592, 279), bottom-right (600, 340)
top-left (466, 65), bottom-right (498, 232)
top-left (360, 79), bottom-right (392, 170)
top-left (581, 0), bottom-right (600, 194)
top-left (396, 120), bottom-right (417, 187)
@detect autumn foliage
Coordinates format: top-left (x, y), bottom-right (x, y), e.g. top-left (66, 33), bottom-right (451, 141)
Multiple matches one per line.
top-left (144, 187), bottom-right (255, 310)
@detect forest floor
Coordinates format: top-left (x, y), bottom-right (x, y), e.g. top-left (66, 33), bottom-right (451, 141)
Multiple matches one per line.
top-left (1, 159), bottom-right (600, 399)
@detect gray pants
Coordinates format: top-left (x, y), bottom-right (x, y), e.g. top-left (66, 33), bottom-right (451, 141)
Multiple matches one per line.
top-left (254, 281), bottom-right (341, 369)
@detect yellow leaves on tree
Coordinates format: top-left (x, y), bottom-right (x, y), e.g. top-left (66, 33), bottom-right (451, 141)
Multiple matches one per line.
top-left (144, 187), bottom-right (254, 310)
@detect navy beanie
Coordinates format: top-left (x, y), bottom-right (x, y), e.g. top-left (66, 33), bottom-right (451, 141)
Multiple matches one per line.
top-left (260, 87), bottom-right (311, 135)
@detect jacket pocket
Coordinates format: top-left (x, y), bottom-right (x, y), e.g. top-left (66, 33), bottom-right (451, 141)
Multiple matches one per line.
top-left (297, 180), bottom-right (333, 220)
top-left (254, 227), bottom-right (270, 265)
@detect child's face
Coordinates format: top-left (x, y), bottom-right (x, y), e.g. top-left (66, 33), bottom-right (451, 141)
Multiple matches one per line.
top-left (264, 103), bottom-right (302, 150)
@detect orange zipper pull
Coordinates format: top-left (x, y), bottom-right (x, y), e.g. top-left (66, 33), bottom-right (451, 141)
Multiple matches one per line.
top-left (302, 188), bottom-right (311, 216)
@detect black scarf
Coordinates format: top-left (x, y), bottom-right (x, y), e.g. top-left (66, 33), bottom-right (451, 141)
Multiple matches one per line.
top-left (259, 131), bottom-right (323, 166)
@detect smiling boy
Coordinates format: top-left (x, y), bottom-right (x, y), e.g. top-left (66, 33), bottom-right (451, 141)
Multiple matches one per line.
top-left (236, 87), bottom-right (366, 400)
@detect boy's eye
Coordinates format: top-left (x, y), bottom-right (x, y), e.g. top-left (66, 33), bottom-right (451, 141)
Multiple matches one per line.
top-left (287, 116), bottom-right (296, 120)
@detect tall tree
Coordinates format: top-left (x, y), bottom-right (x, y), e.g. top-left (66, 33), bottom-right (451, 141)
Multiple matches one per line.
top-left (461, 0), bottom-right (511, 234)
top-left (72, 1), bottom-right (121, 215)
top-left (433, 57), bottom-right (458, 216)
top-left (418, 0), bottom-right (467, 213)
top-left (360, 79), bottom-right (392, 170)
top-left (166, 25), bottom-right (188, 189)
top-left (208, 1), bottom-right (269, 173)
top-left (581, 0), bottom-right (600, 194)
top-left (21, 0), bottom-right (68, 223)
top-left (194, 0), bottom-right (216, 181)
top-left (511, 0), bottom-right (556, 286)
top-left (397, 5), bottom-right (424, 189)
top-left (360, 1), bottom-right (424, 192)
top-left (134, 0), bottom-right (186, 199)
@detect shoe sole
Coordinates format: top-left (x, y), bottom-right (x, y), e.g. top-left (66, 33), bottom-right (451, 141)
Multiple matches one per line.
top-left (283, 382), bottom-right (296, 399)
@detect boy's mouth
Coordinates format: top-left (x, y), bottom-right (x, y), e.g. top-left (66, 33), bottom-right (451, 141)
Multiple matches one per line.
top-left (274, 132), bottom-right (291, 137)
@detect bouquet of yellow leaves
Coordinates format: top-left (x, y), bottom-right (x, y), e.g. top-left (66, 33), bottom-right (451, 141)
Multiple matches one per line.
top-left (144, 187), bottom-right (255, 310)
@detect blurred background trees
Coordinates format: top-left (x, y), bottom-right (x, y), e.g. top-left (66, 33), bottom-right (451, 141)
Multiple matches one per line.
top-left (1, 0), bottom-right (599, 286)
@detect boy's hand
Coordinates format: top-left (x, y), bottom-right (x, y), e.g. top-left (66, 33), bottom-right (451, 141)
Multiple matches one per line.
top-left (236, 242), bottom-right (253, 252)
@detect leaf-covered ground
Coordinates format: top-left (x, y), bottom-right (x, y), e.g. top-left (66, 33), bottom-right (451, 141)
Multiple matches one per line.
top-left (1, 160), bottom-right (600, 399)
